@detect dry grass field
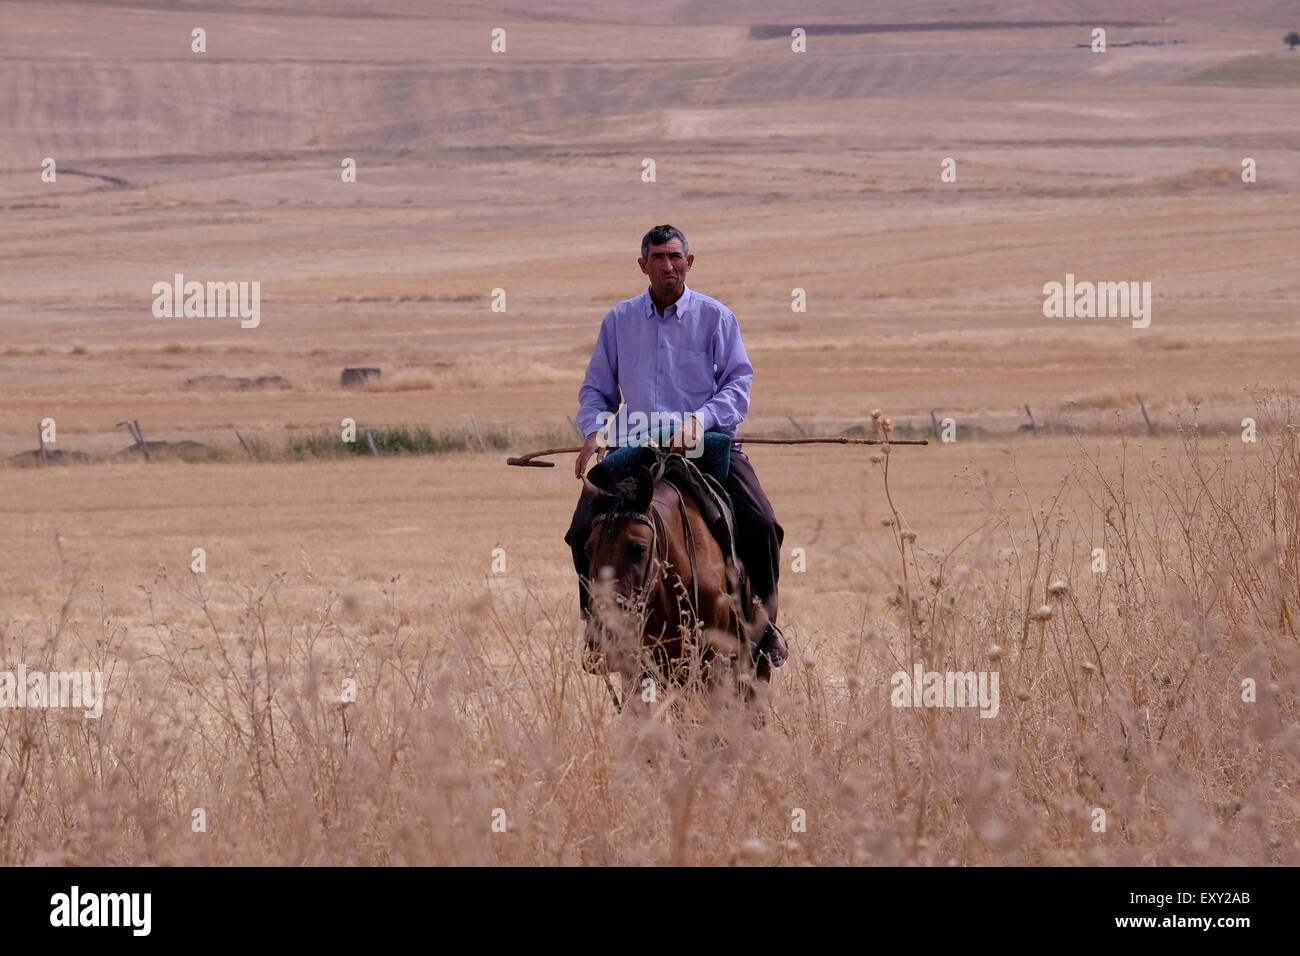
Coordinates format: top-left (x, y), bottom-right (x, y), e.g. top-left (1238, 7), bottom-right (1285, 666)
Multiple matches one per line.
top-left (0, 0), bottom-right (1297, 865)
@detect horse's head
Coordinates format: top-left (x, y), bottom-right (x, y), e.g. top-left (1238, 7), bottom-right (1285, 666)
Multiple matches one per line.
top-left (582, 465), bottom-right (662, 677)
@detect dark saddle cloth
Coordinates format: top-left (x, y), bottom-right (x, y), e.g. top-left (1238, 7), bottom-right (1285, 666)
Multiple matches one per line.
top-left (593, 430), bottom-right (733, 484)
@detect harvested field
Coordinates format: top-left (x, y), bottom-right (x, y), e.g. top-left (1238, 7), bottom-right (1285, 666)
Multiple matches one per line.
top-left (0, 0), bottom-right (1297, 871)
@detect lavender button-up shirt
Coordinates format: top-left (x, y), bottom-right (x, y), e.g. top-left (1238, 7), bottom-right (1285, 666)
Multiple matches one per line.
top-left (576, 285), bottom-right (754, 440)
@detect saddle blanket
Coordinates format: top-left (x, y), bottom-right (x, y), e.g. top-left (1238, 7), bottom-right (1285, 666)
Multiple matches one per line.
top-left (589, 428), bottom-right (733, 485)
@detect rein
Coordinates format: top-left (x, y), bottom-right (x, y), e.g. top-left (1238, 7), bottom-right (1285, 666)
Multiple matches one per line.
top-left (588, 478), bottom-right (711, 662)
top-left (670, 483), bottom-right (700, 626)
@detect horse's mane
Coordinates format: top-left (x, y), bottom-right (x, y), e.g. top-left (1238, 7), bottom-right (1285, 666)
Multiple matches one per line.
top-left (591, 475), bottom-right (639, 514)
top-left (590, 474), bottom-right (651, 540)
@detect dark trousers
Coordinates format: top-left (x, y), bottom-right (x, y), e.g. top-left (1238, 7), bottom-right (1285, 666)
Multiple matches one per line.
top-left (565, 450), bottom-right (784, 624)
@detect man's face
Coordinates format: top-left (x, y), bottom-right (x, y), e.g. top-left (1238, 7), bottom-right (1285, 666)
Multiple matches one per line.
top-left (638, 238), bottom-right (693, 300)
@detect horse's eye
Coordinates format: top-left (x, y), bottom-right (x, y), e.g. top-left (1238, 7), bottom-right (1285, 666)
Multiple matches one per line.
top-left (629, 542), bottom-right (647, 558)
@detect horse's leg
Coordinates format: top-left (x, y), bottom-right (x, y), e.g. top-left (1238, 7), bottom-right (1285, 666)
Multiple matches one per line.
top-left (738, 622), bottom-right (773, 721)
top-left (720, 600), bottom-right (760, 707)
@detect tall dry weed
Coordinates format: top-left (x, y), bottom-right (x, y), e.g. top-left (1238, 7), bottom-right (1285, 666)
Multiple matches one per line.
top-left (0, 397), bottom-right (1295, 864)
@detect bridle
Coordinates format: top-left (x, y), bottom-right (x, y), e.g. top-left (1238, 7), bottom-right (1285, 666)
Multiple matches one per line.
top-left (587, 482), bottom-right (702, 660)
top-left (589, 504), bottom-right (668, 627)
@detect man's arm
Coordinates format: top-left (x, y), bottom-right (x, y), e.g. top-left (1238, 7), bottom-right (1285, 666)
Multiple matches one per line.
top-left (692, 309), bottom-right (753, 433)
top-left (576, 311), bottom-right (620, 438)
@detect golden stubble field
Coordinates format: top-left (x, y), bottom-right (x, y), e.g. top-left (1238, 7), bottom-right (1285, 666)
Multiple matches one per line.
top-left (0, 0), bottom-right (1297, 864)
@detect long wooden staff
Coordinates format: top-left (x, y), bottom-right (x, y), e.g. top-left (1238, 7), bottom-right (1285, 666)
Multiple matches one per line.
top-left (507, 436), bottom-right (927, 467)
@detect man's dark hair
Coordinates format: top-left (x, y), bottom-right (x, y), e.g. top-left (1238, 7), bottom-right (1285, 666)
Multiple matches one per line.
top-left (641, 225), bottom-right (689, 259)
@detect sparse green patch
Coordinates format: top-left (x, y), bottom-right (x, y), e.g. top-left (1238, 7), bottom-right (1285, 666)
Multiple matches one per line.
top-left (1182, 54), bottom-right (1300, 87)
top-left (287, 424), bottom-right (511, 460)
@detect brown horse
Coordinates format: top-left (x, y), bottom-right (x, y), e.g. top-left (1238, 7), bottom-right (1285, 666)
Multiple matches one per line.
top-left (581, 457), bottom-right (771, 708)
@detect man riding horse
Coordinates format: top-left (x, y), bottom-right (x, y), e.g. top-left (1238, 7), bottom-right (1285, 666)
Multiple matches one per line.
top-left (565, 224), bottom-right (788, 673)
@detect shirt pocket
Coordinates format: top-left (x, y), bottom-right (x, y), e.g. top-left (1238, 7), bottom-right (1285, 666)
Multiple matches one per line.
top-left (672, 347), bottom-right (716, 407)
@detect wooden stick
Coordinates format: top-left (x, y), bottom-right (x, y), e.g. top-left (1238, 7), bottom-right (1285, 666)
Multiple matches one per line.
top-left (366, 431), bottom-right (379, 456)
top-left (739, 437), bottom-right (929, 447)
top-left (786, 413), bottom-right (807, 436)
top-left (507, 435), bottom-right (928, 467)
top-left (234, 429), bottom-right (255, 460)
top-left (469, 413), bottom-right (487, 452)
top-left (38, 424), bottom-right (49, 465)
top-left (1024, 403), bottom-right (1038, 437)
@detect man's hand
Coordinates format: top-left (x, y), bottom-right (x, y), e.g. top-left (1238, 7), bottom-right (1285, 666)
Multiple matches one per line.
top-left (575, 430), bottom-right (608, 479)
top-left (667, 414), bottom-right (704, 455)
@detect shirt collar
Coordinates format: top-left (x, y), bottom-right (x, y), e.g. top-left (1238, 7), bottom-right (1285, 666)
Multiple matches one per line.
top-left (645, 284), bottom-right (692, 320)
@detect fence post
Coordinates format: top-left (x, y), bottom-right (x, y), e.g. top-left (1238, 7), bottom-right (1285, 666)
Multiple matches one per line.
top-left (132, 419), bottom-right (150, 460)
top-left (1136, 393), bottom-right (1155, 436)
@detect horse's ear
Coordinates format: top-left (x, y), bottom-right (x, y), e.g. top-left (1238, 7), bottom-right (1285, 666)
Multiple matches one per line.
top-left (634, 465), bottom-right (655, 511)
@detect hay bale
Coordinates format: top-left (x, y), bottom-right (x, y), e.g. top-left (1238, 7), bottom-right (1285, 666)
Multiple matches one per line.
top-left (341, 367), bottom-right (381, 387)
